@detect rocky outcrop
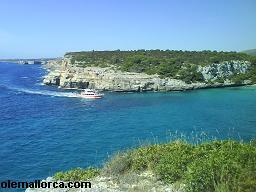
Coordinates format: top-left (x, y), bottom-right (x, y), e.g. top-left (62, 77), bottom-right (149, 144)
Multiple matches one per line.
top-left (42, 58), bottom-right (252, 92)
top-left (25, 171), bottom-right (183, 192)
top-left (43, 66), bottom-right (207, 92)
top-left (198, 61), bottom-right (251, 81)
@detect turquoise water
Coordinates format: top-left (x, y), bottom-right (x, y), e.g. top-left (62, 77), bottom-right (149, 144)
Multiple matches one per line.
top-left (0, 62), bottom-right (256, 184)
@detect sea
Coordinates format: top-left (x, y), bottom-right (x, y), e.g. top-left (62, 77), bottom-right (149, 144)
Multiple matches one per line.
top-left (0, 62), bottom-right (255, 189)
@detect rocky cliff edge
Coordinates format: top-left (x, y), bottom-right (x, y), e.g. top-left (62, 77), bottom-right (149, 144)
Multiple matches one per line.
top-left (43, 58), bottom-right (252, 92)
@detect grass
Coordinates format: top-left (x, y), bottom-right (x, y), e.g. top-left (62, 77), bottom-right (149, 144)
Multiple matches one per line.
top-left (53, 140), bottom-right (256, 192)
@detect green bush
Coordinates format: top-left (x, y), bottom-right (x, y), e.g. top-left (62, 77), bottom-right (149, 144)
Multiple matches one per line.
top-left (184, 141), bottom-right (256, 192)
top-left (103, 140), bottom-right (256, 192)
top-left (155, 142), bottom-right (194, 183)
top-left (54, 167), bottom-right (100, 181)
top-left (247, 66), bottom-right (256, 83)
top-left (53, 140), bottom-right (256, 192)
top-left (103, 152), bottom-right (133, 175)
top-left (178, 65), bottom-right (204, 83)
top-left (231, 73), bottom-right (248, 84)
top-left (215, 78), bottom-right (225, 83)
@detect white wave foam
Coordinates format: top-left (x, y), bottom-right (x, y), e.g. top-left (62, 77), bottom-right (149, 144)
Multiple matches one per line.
top-left (18, 88), bottom-right (78, 98)
top-left (3, 85), bottom-right (79, 98)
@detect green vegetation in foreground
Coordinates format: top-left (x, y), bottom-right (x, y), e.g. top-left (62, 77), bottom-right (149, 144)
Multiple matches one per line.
top-left (54, 167), bottom-right (100, 181)
top-left (65, 50), bottom-right (256, 83)
top-left (54, 140), bottom-right (256, 192)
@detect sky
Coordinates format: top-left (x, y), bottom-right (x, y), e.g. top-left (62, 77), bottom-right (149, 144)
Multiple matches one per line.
top-left (0, 0), bottom-right (256, 58)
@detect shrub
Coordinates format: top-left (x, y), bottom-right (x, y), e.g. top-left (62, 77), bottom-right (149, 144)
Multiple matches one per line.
top-left (231, 73), bottom-right (248, 84)
top-left (102, 152), bottom-right (133, 176)
top-left (178, 65), bottom-right (204, 83)
top-left (54, 167), bottom-right (100, 181)
top-left (184, 141), bottom-right (256, 192)
top-left (155, 142), bottom-right (194, 183)
top-left (53, 140), bottom-right (256, 192)
top-left (103, 140), bottom-right (256, 192)
top-left (215, 78), bottom-right (225, 83)
top-left (248, 66), bottom-right (256, 83)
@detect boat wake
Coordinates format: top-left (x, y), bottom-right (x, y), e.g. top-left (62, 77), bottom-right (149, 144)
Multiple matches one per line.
top-left (17, 88), bottom-right (79, 98)
top-left (1, 85), bottom-right (78, 98)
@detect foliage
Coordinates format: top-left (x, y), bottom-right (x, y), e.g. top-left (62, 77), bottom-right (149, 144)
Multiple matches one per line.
top-left (177, 65), bottom-right (204, 83)
top-left (247, 66), bottom-right (256, 83)
top-left (103, 152), bottom-right (133, 175)
top-left (215, 78), bottom-right (225, 84)
top-left (231, 73), bottom-right (249, 84)
top-left (53, 140), bottom-right (256, 191)
top-left (231, 65), bottom-right (256, 84)
top-left (53, 167), bottom-right (100, 181)
top-left (183, 141), bottom-right (256, 192)
top-left (102, 140), bottom-right (256, 192)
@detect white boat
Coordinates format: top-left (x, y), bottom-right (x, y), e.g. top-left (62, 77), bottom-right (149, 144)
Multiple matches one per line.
top-left (77, 89), bottom-right (104, 99)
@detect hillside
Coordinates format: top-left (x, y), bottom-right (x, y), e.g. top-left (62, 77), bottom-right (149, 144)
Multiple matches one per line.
top-left (65, 50), bottom-right (256, 79)
top-left (43, 50), bottom-right (256, 92)
top-left (242, 49), bottom-right (256, 56)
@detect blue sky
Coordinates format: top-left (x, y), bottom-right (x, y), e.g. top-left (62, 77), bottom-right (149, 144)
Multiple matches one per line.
top-left (0, 0), bottom-right (256, 58)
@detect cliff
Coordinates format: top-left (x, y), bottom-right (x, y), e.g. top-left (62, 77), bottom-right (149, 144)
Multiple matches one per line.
top-left (43, 56), bottom-right (253, 92)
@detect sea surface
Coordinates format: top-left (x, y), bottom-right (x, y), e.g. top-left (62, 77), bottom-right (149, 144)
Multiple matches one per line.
top-left (0, 62), bottom-right (256, 187)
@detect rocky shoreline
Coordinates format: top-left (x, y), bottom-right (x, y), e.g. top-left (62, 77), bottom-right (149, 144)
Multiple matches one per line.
top-left (42, 58), bottom-right (252, 92)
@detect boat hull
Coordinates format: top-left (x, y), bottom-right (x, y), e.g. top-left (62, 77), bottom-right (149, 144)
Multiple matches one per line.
top-left (77, 94), bottom-right (103, 99)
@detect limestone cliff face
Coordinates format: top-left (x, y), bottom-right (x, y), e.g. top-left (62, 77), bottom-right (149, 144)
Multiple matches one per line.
top-left (43, 58), bottom-right (252, 92)
top-left (198, 61), bottom-right (251, 81)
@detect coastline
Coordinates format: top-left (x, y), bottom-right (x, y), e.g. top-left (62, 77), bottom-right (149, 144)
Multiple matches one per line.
top-left (41, 57), bottom-right (254, 93)
top-left (1, 61), bottom-right (256, 192)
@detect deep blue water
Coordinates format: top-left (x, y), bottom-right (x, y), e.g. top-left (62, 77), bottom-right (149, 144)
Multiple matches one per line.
top-left (0, 62), bottom-right (256, 185)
